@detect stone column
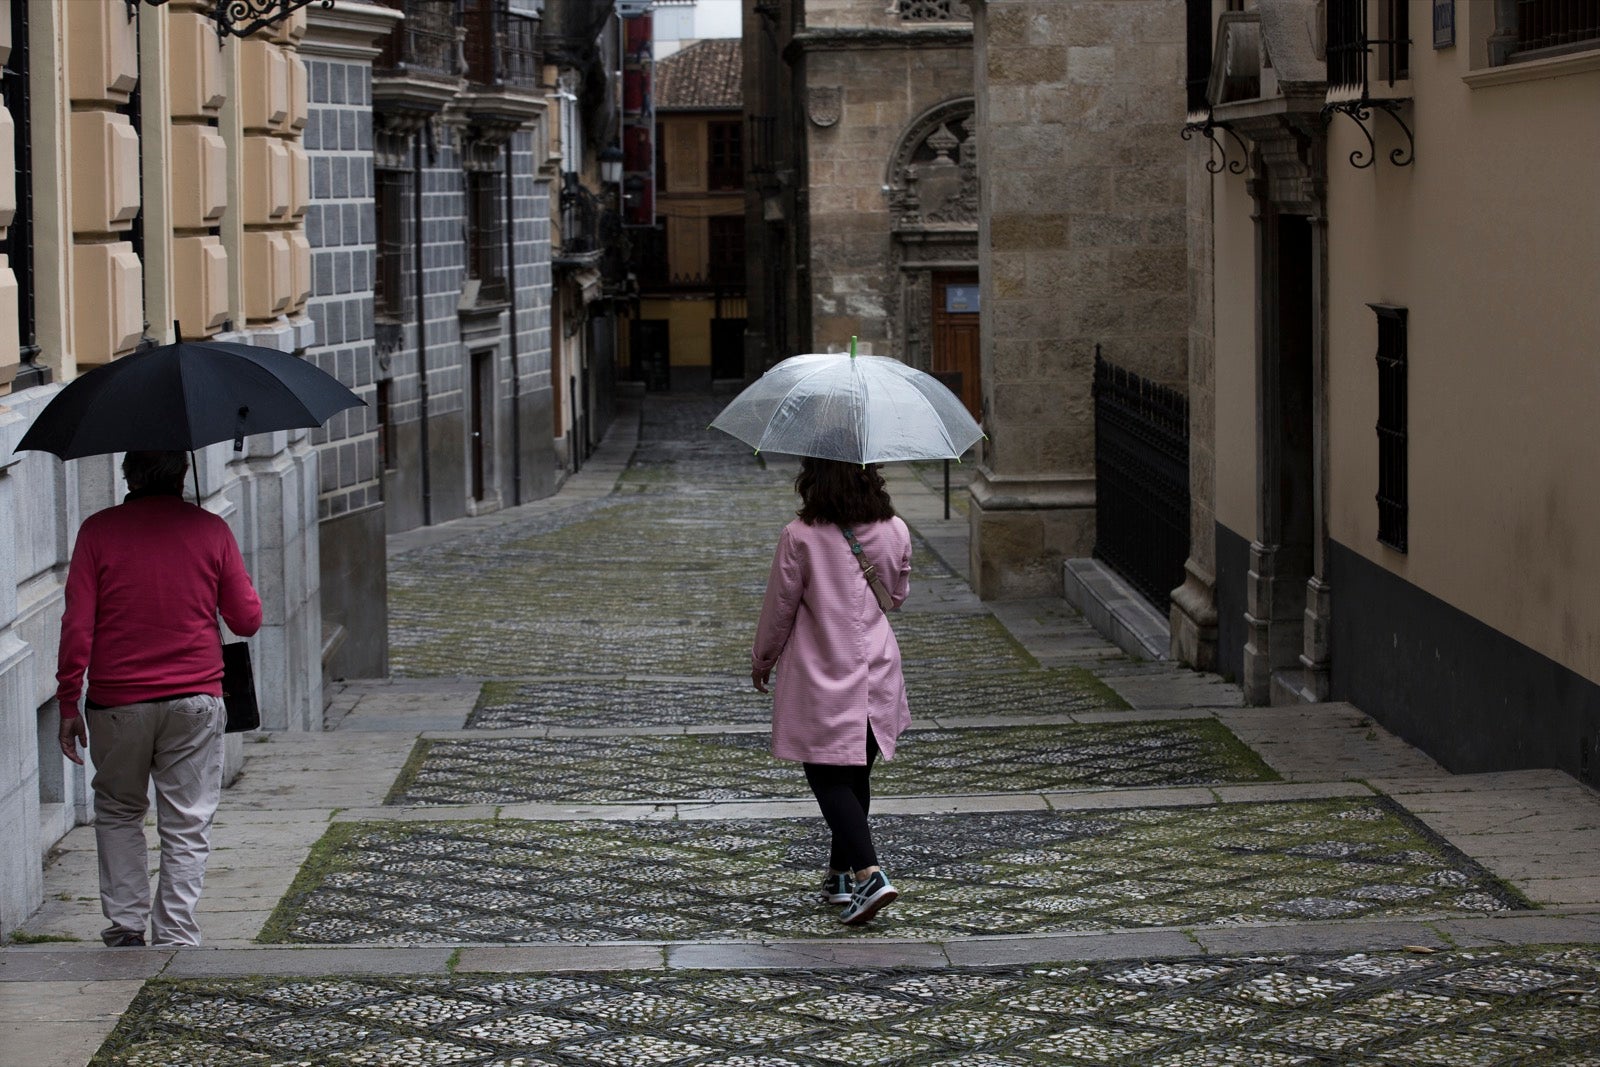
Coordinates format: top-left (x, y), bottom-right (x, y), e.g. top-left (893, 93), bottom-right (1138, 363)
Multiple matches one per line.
top-left (968, 0), bottom-right (1190, 599)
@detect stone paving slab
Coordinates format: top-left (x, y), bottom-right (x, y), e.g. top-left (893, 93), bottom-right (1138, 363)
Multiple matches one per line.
top-left (386, 719), bottom-right (1277, 806)
top-left (259, 799), bottom-right (1523, 946)
top-left (0, 981), bottom-right (145, 1067)
top-left (87, 946), bottom-right (1600, 1067)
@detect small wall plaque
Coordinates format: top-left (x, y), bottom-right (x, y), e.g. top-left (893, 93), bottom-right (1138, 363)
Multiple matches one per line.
top-left (1433, 0), bottom-right (1455, 49)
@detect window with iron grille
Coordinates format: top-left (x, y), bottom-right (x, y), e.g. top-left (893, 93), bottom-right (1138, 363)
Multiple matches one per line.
top-left (373, 166), bottom-right (410, 318)
top-left (1185, 0), bottom-right (1212, 120)
top-left (466, 168), bottom-right (508, 303)
top-left (1372, 304), bottom-right (1408, 552)
top-left (897, 0), bottom-right (972, 21)
top-left (707, 121), bottom-right (742, 192)
top-left (375, 378), bottom-right (396, 471)
top-left (708, 216), bottom-right (745, 286)
top-left (1328, 0), bottom-right (1410, 96)
top-left (1493, 0), bottom-right (1600, 63)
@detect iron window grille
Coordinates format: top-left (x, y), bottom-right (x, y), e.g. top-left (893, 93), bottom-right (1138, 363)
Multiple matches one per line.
top-left (707, 121), bottom-right (743, 192)
top-left (1180, 0), bottom-right (1249, 175)
top-left (463, 0), bottom-right (540, 90)
top-left (2, 0), bottom-right (40, 389)
top-left (373, 166), bottom-right (411, 319)
top-left (1324, 0), bottom-right (1414, 167)
top-left (377, 0), bottom-right (460, 80)
top-left (1372, 304), bottom-right (1408, 552)
top-left (897, 0), bottom-right (972, 21)
top-left (556, 174), bottom-right (601, 262)
top-left (1491, 0), bottom-right (1600, 63)
top-left (465, 167), bottom-right (509, 303)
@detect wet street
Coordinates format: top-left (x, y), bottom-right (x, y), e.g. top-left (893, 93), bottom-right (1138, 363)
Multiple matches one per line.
top-left (8, 396), bottom-right (1600, 1066)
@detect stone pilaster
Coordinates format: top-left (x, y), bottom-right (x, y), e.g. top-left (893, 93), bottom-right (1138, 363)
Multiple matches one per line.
top-left (969, 0), bottom-right (1190, 599)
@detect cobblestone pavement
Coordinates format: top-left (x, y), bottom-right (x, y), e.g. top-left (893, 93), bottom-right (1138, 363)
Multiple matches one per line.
top-left (92, 947), bottom-right (1600, 1067)
top-left (388, 719), bottom-right (1277, 805)
top-left (16, 395), bottom-right (1600, 1067)
top-left (263, 800), bottom-right (1519, 945)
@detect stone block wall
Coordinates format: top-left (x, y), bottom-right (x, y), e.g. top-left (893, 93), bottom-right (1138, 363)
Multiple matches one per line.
top-left (968, 0), bottom-right (1189, 599)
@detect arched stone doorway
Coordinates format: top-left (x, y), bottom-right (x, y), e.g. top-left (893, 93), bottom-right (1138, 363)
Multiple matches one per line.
top-left (888, 98), bottom-right (979, 418)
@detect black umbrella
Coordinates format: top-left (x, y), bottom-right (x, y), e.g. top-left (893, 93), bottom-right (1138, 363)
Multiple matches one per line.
top-left (15, 339), bottom-right (364, 460)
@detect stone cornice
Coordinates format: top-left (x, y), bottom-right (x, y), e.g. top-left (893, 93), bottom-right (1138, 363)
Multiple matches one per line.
top-left (301, 0), bottom-right (403, 62)
top-left (785, 25), bottom-right (972, 61)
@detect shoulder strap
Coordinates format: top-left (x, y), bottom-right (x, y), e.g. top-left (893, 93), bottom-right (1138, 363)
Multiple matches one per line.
top-left (841, 526), bottom-right (895, 612)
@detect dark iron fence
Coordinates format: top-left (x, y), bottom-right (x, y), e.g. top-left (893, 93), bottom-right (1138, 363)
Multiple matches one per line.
top-left (1092, 350), bottom-right (1191, 613)
top-left (377, 0), bottom-right (459, 80)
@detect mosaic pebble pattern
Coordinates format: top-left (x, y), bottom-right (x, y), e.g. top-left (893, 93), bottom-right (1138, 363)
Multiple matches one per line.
top-left (388, 719), bottom-right (1276, 805)
top-left (468, 667), bottom-right (1124, 731)
top-left (94, 948), bottom-right (1600, 1066)
top-left (260, 800), bottom-right (1519, 945)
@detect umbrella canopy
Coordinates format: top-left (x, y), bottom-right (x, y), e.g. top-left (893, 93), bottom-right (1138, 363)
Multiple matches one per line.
top-left (710, 352), bottom-right (983, 464)
top-left (15, 340), bottom-right (364, 460)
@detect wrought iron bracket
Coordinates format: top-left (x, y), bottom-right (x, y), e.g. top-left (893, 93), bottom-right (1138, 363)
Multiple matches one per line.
top-left (1180, 115), bottom-right (1249, 176)
top-left (140, 0), bottom-right (335, 40)
top-left (1322, 98), bottom-right (1414, 169)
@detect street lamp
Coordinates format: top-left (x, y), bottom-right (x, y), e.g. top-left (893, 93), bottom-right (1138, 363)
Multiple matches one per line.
top-left (600, 144), bottom-right (624, 186)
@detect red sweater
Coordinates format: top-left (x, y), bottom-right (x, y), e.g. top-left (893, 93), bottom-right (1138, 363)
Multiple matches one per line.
top-left (57, 494), bottom-right (262, 718)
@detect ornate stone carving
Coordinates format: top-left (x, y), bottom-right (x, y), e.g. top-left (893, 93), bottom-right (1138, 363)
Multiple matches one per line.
top-left (898, 0), bottom-right (973, 22)
top-left (902, 271), bottom-right (933, 370)
top-left (887, 98), bottom-right (978, 230)
top-left (805, 87), bottom-right (842, 128)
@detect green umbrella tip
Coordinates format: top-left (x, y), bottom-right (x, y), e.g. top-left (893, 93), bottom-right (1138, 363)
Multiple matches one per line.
top-left (850, 335), bottom-right (857, 359)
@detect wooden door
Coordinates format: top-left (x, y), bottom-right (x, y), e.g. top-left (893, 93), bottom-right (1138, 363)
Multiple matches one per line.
top-left (932, 272), bottom-right (981, 421)
top-left (471, 350), bottom-right (492, 501)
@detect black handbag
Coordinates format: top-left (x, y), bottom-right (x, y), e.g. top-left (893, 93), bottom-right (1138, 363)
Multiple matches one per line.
top-left (221, 641), bottom-right (260, 733)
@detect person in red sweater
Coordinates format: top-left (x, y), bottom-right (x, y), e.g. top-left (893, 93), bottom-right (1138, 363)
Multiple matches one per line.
top-left (56, 450), bottom-right (262, 948)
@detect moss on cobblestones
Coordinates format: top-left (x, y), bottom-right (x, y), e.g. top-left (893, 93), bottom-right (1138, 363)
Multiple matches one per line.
top-left (92, 946), bottom-right (1600, 1067)
top-left (386, 718), bottom-right (1276, 806)
top-left (259, 799), bottom-right (1523, 946)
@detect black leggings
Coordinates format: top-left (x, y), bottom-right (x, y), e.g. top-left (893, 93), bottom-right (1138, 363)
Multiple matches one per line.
top-left (802, 729), bottom-right (881, 872)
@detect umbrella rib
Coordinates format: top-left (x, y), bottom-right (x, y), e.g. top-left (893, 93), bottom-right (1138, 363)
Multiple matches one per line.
top-left (751, 358), bottom-right (850, 454)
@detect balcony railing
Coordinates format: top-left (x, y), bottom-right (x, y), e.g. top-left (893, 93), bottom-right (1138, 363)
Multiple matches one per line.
top-left (463, 0), bottom-right (540, 91)
top-left (1504, 0), bottom-right (1600, 60)
top-left (377, 0), bottom-right (459, 81)
top-left (556, 175), bottom-right (601, 263)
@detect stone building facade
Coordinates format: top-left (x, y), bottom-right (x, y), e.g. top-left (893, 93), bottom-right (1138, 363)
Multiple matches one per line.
top-left (1184, 0), bottom-right (1600, 781)
top-left (0, 0), bottom-right (325, 936)
top-left (742, 0), bottom-right (978, 400)
top-left (967, 0), bottom-right (1190, 599)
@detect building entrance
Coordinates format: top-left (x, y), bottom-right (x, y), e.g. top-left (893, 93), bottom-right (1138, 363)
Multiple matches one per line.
top-left (931, 271), bottom-right (981, 421)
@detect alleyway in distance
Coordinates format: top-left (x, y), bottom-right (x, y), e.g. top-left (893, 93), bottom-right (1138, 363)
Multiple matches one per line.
top-left (8, 396), bottom-right (1600, 1066)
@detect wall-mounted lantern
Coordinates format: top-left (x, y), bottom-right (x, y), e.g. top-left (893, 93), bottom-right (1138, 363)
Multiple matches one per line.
top-left (599, 144), bottom-right (624, 186)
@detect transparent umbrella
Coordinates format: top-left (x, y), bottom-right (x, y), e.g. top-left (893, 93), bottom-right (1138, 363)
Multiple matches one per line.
top-left (710, 349), bottom-right (983, 464)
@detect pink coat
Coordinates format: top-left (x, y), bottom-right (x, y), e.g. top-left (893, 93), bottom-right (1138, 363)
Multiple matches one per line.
top-left (753, 516), bottom-right (911, 765)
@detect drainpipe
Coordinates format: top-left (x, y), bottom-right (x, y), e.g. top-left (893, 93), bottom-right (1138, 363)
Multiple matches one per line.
top-left (503, 139), bottom-right (522, 505)
top-left (413, 129), bottom-right (433, 526)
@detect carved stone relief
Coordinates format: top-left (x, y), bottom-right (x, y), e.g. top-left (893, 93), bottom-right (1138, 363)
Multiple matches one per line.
top-left (805, 87), bottom-right (842, 128)
top-left (888, 99), bottom-right (978, 231)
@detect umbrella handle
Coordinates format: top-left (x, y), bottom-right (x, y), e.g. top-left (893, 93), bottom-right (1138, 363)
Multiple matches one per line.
top-left (233, 406), bottom-right (249, 453)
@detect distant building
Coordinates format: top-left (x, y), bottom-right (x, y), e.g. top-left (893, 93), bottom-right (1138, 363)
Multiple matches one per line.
top-left (1181, 0), bottom-right (1600, 782)
top-left (653, 0), bottom-right (742, 59)
top-left (630, 38), bottom-right (746, 392)
top-left (742, 0), bottom-right (979, 406)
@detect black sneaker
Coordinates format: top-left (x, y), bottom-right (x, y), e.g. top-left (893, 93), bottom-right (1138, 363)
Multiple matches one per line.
top-left (839, 870), bottom-right (898, 925)
top-left (820, 871), bottom-right (854, 905)
top-left (108, 932), bottom-right (146, 948)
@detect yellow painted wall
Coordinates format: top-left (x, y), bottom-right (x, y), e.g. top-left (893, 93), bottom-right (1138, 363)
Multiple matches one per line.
top-left (640, 297), bottom-right (714, 368)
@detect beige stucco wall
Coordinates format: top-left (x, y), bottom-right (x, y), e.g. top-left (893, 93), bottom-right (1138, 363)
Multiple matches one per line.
top-left (1323, 44), bottom-right (1600, 682)
top-left (1210, 165), bottom-right (1258, 538)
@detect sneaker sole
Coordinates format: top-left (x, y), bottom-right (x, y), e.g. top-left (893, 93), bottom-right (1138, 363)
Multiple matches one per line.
top-left (821, 892), bottom-right (853, 905)
top-left (840, 886), bottom-right (898, 925)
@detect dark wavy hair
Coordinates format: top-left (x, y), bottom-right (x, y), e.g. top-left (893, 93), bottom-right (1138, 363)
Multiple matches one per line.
top-left (795, 457), bottom-right (896, 526)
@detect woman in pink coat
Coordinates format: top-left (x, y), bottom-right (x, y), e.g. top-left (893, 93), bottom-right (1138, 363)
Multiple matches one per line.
top-left (752, 457), bottom-right (911, 924)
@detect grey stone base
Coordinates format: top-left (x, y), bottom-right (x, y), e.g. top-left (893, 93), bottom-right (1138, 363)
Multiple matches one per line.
top-left (1063, 558), bottom-right (1170, 662)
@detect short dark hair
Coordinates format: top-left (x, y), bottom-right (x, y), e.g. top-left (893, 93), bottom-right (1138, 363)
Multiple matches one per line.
top-left (795, 458), bottom-right (896, 527)
top-left (123, 451), bottom-right (189, 495)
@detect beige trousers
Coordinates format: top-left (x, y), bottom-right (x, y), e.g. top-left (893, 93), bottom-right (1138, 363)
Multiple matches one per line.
top-left (87, 695), bottom-right (226, 947)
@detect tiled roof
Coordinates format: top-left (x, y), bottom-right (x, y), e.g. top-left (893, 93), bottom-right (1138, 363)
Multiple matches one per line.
top-left (654, 38), bottom-right (742, 110)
